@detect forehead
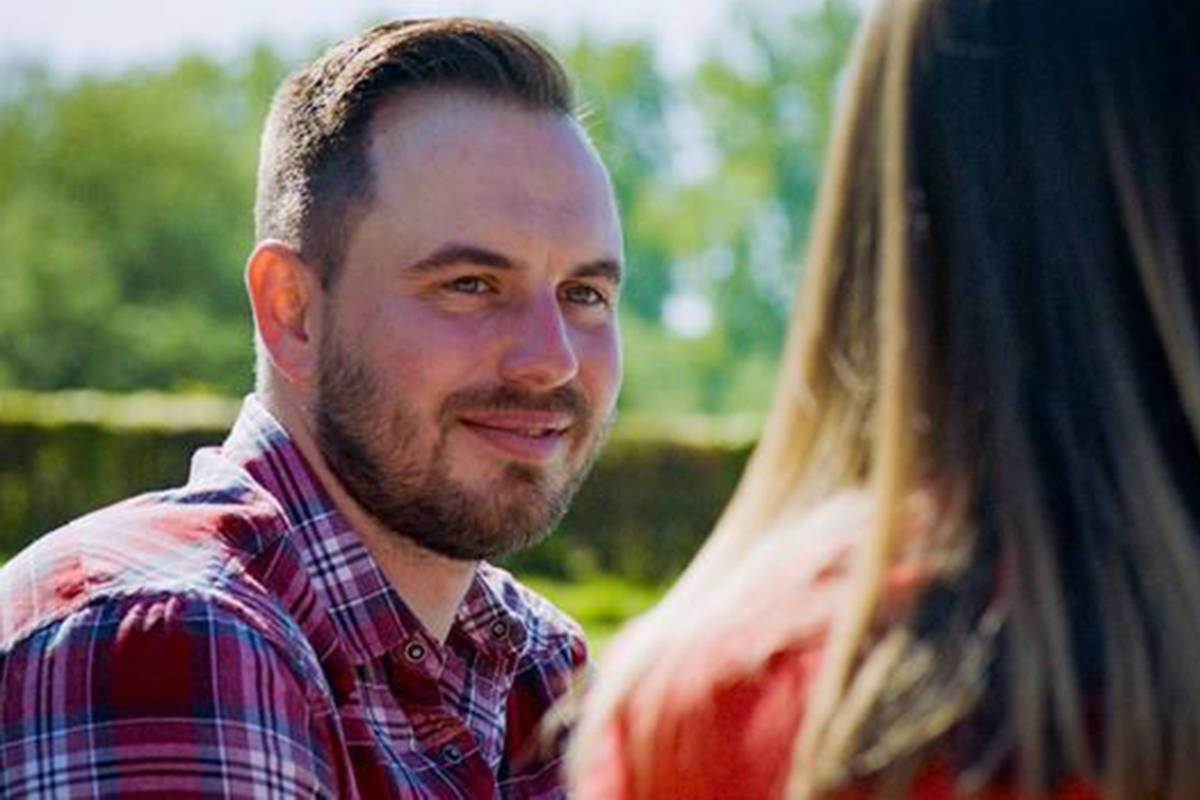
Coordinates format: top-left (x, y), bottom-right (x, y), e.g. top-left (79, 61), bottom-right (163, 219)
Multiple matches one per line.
top-left (357, 90), bottom-right (620, 261)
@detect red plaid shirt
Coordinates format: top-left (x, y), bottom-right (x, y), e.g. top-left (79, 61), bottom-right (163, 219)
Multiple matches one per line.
top-left (0, 396), bottom-right (586, 798)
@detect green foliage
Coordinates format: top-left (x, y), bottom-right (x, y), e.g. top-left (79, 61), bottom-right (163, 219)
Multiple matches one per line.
top-left (500, 427), bottom-right (752, 584)
top-left (0, 49), bottom-right (288, 394)
top-left (519, 573), bottom-right (665, 650)
top-left (0, 2), bottom-right (859, 416)
top-left (0, 420), bottom-right (223, 559)
top-left (677, 0), bottom-right (860, 357)
top-left (566, 37), bottom-right (674, 324)
top-left (578, 1), bottom-right (858, 414)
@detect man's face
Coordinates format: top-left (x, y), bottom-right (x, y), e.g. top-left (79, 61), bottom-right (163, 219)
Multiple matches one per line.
top-left (314, 91), bottom-right (623, 561)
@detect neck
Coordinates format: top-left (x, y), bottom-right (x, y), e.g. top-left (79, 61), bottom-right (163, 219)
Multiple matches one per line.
top-left (261, 387), bottom-right (477, 643)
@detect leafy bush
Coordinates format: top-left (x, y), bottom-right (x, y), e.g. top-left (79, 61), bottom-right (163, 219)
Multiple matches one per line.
top-left (501, 425), bottom-right (752, 583)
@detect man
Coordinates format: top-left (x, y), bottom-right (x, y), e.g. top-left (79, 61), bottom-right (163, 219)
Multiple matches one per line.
top-left (0, 18), bottom-right (622, 798)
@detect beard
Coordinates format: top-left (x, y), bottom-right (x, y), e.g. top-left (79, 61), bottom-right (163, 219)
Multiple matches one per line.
top-left (313, 332), bottom-right (611, 561)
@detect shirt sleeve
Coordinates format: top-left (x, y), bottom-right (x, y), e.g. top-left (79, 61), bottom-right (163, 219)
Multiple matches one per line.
top-left (498, 630), bottom-right (589, 799)
top-left (0, 591), bottom-right (341, 798)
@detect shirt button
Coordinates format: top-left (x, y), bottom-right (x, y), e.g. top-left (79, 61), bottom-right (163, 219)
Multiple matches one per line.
top-left (403, 640), bottom-right (426, 662)
top-left (441, 743), bottom-right (463, 763)
top-left (489, 620), bottom-right (509, 640)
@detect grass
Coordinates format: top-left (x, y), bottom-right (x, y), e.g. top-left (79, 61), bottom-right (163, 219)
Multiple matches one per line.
top-left (519, 573), bottom-right (667, 652)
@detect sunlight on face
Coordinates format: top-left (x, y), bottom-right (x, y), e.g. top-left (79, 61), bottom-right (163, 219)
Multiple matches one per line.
top-left (315, 91), bottom-right (623, 560)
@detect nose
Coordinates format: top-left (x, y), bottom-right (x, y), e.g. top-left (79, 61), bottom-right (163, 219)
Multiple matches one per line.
top-left (498, 292), bottom-right (579, 391)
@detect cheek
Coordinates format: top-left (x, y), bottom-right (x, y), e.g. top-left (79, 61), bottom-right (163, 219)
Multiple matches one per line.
top-left (363, 310), bottom-right (498, 405)
top-left (577, 327), bottom-right (622, 410)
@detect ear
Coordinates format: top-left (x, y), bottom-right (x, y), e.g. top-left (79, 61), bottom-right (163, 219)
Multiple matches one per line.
top-left (245, 240), bottom-right (324, 385)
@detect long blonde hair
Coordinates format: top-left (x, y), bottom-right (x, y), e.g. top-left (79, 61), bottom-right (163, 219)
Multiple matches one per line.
top-left (571, 0), bottom-right (1200, 795)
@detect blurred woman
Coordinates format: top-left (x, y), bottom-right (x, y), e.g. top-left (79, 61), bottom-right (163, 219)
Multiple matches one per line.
top-left (569, 0), bottom-right (1200, 796)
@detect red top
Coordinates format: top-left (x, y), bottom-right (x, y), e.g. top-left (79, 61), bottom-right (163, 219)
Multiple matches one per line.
top-left (576, 504), bottom-right (1099, 800)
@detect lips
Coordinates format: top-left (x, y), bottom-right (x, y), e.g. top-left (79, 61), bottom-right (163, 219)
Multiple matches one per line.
top-left (456, 411), bottom-right (575, 463)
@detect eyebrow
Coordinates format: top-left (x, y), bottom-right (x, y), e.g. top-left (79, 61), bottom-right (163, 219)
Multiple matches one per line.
top-left (407, 244), bottom-right (515, 273)
top-left (407, 243), bottom-right (623, 285)
top-left (571, 258), bottom-right (623, 286)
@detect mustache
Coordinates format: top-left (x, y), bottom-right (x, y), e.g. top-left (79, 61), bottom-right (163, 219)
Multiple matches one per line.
top-left (441, 384), bottom-right (590, 420)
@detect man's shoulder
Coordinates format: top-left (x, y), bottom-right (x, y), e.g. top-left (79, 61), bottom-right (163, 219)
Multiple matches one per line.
top-left (476, 562), bottom-right (587, 665)
top-left (0, 478), bottom-right (292, 651)
top-left (0, 577), bottom-right (339, 797)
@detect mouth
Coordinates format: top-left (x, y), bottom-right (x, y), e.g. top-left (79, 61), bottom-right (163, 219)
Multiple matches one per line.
top-left (456, 411), bottom-right (575, 463)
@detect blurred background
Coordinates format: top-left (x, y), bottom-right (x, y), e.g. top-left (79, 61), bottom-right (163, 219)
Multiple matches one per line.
top-left (0, 0), bottom-right (862, 644)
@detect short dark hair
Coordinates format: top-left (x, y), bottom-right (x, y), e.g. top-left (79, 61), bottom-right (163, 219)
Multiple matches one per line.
top-left (254, 18), bottom-right (575, 286)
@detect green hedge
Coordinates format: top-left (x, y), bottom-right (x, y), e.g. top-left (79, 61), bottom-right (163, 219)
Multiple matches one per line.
top-left (0, 392), bottom-right (755, 583)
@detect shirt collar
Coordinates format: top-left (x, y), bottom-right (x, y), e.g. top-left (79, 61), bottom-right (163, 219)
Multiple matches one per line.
top-left (220, 395), bottom-right (527, 666)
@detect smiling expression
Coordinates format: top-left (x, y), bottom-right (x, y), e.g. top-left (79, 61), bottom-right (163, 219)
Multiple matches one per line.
top-left (313, 90), bottom-right (623, 561)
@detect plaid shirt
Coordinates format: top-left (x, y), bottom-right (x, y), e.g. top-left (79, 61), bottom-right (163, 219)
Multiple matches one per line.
top-left (0, 396), bottom-right (586, 799)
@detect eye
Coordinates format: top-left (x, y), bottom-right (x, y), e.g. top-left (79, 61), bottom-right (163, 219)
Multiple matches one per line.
top-left (561, 283), bottom-right (609, 307)
top-left (445, 276), bottom-right (492, 295)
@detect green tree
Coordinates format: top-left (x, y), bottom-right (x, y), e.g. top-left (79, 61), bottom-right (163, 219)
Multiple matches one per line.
top-left (564, 36), bottom-right (675, 326)
top-left (0, 48), bottom-right (288, 393)
top-left (694, 0), bottom-right (858, 346)
top-left (585, 2), bottom-right (859, 415)
top-left (631, 0), bottom-right (859, 414)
